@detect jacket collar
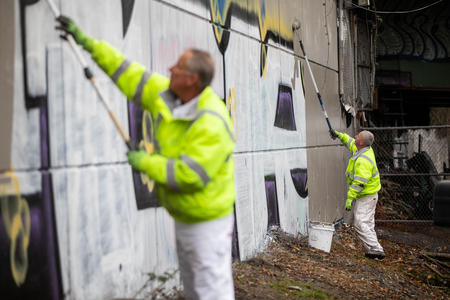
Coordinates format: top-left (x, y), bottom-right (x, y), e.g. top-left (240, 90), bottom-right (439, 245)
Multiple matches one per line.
top-left (172, 95), bottom-right (199, 120)
top-left (160, 86), bottom-right (213, 120)
top-left (352, 146), bottom-right (370, 159)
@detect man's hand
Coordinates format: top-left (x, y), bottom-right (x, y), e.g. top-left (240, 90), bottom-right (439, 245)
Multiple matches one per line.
top-left (127, 150), bottom-right (149, 172)
top-left (330, 129), bottom-right (338, 140)
top-left (345, 199), bottom-right (353, 211)
top-left (55, 15), bottom-right (93, 51)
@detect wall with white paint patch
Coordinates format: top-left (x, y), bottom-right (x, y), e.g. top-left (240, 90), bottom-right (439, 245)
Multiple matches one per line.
top-left (0, 0), bottom-right (347, 299)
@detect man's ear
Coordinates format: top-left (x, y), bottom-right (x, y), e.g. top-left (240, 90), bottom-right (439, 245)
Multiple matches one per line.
top-left (189, 73), bottom-right (200, 87)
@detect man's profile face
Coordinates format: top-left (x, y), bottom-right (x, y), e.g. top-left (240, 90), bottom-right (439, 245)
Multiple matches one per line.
top-left (169, 51), bottom-right (196, 100)
top-left (355, 132), bottom-right (365, 148)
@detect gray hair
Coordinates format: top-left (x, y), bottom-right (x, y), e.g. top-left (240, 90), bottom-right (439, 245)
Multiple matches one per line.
top-left (185, 48), bottom-right (215, 90)
top-left (360, 130), bottom-right (374, 147)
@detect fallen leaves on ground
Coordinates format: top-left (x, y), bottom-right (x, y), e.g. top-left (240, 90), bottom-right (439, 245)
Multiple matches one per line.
top-left (233, 224), bottom-right (450, 299)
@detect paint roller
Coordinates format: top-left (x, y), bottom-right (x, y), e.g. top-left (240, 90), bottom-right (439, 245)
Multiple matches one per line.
top-left (292, 19), bottom-right (334, 132)
top-left (45, 0), bottom-right (135, 151)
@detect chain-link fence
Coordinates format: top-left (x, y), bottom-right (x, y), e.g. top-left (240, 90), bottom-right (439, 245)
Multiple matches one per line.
top-left (361, 126), bottom-right (450, 221)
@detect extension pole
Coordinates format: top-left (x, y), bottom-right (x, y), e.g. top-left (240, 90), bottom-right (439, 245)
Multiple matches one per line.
top-left (46, 0), bottom-right (134, 150)
top-left (292, 19), bottom-right (333, 132)
top-left (299, 40), bottom-right (333, 132)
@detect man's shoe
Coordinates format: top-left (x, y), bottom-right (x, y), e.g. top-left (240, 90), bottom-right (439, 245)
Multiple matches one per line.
top-left (365, 251), bottom-right (385, 260)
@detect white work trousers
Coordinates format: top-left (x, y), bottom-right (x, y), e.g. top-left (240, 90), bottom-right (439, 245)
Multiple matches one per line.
top-left (175, 213), bottom-right (235, 300)
top-left (353, 194), bottom-right (384, 253)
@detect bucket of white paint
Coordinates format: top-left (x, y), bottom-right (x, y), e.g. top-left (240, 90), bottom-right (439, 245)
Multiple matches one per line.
top-left (308, 221), bottom-right (335, 253)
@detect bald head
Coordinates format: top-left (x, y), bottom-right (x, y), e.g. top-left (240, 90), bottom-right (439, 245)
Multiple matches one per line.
top-left (359, 131), bottom-right (374, 147)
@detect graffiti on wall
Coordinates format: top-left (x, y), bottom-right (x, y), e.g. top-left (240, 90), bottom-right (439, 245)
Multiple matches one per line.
top-left (209, 0), bottom-right (294, 77)
top-left (6, 0), bottom-right (310, 295)
top-left (264, 174), bottom-right (280, 229)
top-left (0, 172), bottom-right (62, 299)
top-left (2, 0), bottom-right (62, 298)
top-left (128, 103), bottom-right (160, 209)
top-left (208, 0), bottom-right (308, 247)
top-left (226, 88), bottom-right (237, 141)
top-left (0, 173), bottom-right (30, 287)
top-left (290, 168), bottom-right (308, 198)
top-left (121, 0), bottom-right (135, 37)
top-left (377, 0), bottom-right (450, 61)
top-left (19, 0), bottom-right (43, 109)
top-left (274, 84), bottom-right (296, 131)
top-left (19, 0), bottom-right (50, 169)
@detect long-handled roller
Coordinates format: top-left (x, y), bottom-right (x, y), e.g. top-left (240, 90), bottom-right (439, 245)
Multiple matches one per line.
top-left (292, 20), bottom-right (334, 132)
top-left (45, 0), bottom-right (134, 150)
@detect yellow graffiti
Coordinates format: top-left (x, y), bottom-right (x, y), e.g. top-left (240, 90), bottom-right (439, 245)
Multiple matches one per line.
top-left (139, 110), bottom-right (155, 192)
top-left (249, 0), bottom-right (294, 77)
top-left (0, 171), bottom-right (30, 286)
top-left (209, 0), bottom-right (233, 45)
top-left (209, 0), bottom-right (295, 77)
top-left (260, 45), bottom-right (268, 78)
top-left (226, 88), bottom-right (237, 141)
top-left (248, 0), bottom-right (293, 44)
top-left (210, 0), bottom-right (293, 43)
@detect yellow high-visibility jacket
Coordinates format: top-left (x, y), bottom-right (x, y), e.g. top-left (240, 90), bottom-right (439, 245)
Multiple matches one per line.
top-left (336, 131), bottom-right (381, 201)
top-left (89, 40), bottom-right (236, 223)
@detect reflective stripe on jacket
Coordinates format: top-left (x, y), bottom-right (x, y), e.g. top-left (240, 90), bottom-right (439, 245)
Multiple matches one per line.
top-left (336, 131), bottom-right (381, 201)
top-left (90, 41), bottom-right (236, 223)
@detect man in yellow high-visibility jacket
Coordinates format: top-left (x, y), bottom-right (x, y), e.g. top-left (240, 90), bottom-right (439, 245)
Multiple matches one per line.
top-left (330, 129), bottom-right (385, 260)
top-left (57, 16), bottom-right (236, 299)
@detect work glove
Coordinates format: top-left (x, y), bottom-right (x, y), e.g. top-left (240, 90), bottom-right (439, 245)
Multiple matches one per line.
top-left (329, 129), bottom-right (338, 140)
top-left (345, 198), bottom-right (353, 211)
top-left (55, 15), bottom-right (94, 52)
top-left (127, 150), bottom-right (150, 173)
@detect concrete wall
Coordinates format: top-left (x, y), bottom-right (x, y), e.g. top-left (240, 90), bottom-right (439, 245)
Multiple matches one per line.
top-left (305, 64), bottom-right (348, 223)
top-left (0, 0), bottom-right (15, 171)
top-left (0, 0), bottom-right (347, 299)
top-left (299, 0), bottom-right (348, 223)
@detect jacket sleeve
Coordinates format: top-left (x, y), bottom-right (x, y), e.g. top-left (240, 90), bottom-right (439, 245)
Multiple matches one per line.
top-left (89, 40), bottom-right (169, 117)
top-left (138, 113), bottom-right (234, 192)
top-left (347, 158), bottom-right (372, 200)
top-left (335, 130), bottom-right (357, 155)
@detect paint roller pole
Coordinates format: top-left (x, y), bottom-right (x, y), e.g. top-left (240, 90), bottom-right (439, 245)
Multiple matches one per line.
top-left (300, 41), bottom-right (333, 132)
top-left (45, 0), bottom-right (134, 151)
top-left (292, 20), bottom-right (333, 132)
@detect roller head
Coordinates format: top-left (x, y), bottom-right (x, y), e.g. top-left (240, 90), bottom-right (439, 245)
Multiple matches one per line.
top-left (292, 19), bottom-right (301, 32)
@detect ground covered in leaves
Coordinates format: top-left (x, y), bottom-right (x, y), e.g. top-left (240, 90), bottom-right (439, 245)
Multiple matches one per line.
top-left (233, 223), bottom-right (450, 299)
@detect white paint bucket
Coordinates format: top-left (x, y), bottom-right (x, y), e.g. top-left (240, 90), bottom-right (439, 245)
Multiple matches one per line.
top-left (308, 221), bottom-right (335, 253)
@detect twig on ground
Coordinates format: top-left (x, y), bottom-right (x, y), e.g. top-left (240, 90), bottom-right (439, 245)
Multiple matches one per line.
top-left (424, 262), bottom-right (447, 279)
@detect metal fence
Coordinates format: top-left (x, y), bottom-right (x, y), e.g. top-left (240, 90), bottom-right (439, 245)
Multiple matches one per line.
top-left (361, 125), bottom-right (450, 221)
